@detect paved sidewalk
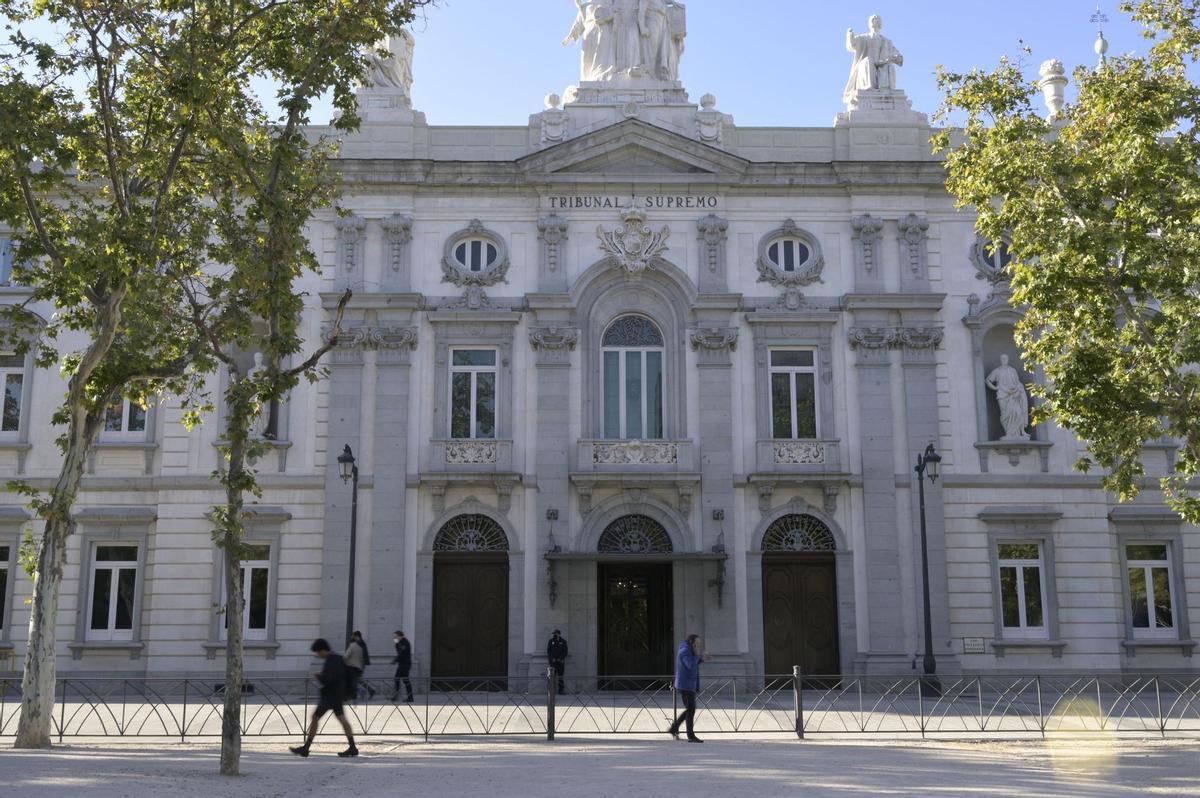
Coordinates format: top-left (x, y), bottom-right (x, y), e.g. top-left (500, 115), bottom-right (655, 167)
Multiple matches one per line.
top-left (0, 737), bottom-right (1197, 798)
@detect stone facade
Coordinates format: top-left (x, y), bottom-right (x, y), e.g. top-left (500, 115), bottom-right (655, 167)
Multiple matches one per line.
top-left (0, 15), bottom-right (1196, 681)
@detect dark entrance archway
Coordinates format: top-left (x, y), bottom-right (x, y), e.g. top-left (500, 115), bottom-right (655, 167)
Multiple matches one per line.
top-left (761, 514), bottom-right (840, 678)
top-left (431, 514), bottom-right (509, 688)
top-left (596, 515), bottom-right (674, 688)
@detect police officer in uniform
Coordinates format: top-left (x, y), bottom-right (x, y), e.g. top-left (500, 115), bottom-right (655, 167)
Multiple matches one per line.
top-left (547, 629), bottom-right (568, 693)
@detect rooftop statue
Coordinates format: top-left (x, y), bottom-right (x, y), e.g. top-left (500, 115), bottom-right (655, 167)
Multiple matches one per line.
top-left (843, 15), bottom-right (903, 104)
top-left (564, 0), bottom-right (686, 83)
top-left (365, 30), bottom-right (415, 94)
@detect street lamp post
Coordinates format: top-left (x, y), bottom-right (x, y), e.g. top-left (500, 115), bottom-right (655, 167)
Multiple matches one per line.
top-left (337, 445), bottom-right (359, 649)
top-left (914, 442), bottom-right (942, 697)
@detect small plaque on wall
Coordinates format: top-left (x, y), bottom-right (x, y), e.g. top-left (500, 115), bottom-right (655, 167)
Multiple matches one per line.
top-left (962, 637), bottom-right (986, 654)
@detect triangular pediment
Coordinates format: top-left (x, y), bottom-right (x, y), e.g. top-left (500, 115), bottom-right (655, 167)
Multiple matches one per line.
top-left (519, 119), bottom-right (748, 178)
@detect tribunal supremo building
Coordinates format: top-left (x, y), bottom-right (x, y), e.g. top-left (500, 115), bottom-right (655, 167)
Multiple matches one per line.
top-left (0, 8), bottom-right (1196, 682)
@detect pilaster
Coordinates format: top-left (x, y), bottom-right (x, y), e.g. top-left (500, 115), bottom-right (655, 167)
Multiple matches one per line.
top-left (897, 322), bottom-right (958, 673)
top-left (691, 325), bottom-right (737, 652)
top-left (848, 321), bottom-right (905, 669)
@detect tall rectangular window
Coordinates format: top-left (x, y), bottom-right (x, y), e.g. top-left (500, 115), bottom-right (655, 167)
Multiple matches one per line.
top-left (103, 398), bottom-right (147, 438)
top-left (0, 352), bottom-right (23, 434)
top-left (87, 544), bottom-right (138, 641)
top-left (1127, 543), bottom-right (1176, 639)
top-left (449, 349), bottom-right (497, 439)
top-left (0, 544), bottom-right (9, 634)
top-left (769, 349), bottom-right (818, 439)
top-left (602, 349), bottom-right (664, 439)
top-left (0, 236), bottom-right (13, 285)
top-left (997, 542), bottom-right (1047, 638)
top-left (222, 544), bottom-right (271, 641)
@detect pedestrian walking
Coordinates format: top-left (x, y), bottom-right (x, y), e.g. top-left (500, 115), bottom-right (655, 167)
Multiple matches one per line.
top-left (547, 629), bottom-right (569, 693)
top-left (391, 629), bottom-right (414, 702)
top-left (348, 630), bottom-right (376, 699)
top-left (290, 638), bottom-right (358, 758)
top-left (344, 631), bottom-right (375, 701)
top-left (667, 633), bottom-right (709, 743)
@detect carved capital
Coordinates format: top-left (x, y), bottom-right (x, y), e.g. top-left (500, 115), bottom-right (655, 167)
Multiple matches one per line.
top-left (848, 327), bottom-right (899, 350)
top-left (689, 327), bottom-right (738, 353)
top-left (897, 326), bottom-right (943, 350)
top-left (529, 326), bottom-right (579, 351)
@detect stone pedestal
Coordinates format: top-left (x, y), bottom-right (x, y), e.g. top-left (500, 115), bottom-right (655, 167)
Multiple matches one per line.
top-left (835, 89), bottom-right (927, 126)
top-left (833, 90), bottom-right (931, 161)
top-left (559, 78), bottom-right (704, 140)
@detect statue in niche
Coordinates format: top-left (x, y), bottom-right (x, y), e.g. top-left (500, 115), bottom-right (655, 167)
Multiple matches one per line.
top-left (246, 352), bottom-right (269, 439)
top-left (844, 14), bottom-right (904, 104)
top-left (364, 30), bottom-right (415, 94)
top-left (986, 354), bottom-right (1031, 441)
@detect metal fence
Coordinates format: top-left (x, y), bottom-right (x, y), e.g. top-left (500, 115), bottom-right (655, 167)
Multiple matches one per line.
top-left (1, 672), bottom-right (1199, 742)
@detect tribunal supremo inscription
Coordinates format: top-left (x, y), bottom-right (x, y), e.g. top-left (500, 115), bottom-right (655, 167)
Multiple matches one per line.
top-left (544, 195), bottom-right (719, 210)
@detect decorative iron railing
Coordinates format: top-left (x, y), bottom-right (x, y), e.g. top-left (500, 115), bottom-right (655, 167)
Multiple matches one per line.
top-left (1, 673), bottom-right (1198, 742)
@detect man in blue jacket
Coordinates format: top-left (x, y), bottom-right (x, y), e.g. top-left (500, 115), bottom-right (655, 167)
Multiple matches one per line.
top-left (667, 633), bottom-right (709, 742)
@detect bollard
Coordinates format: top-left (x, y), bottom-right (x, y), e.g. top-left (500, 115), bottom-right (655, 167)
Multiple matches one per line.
top-left (793, 666), bottom-right (804, 740)
top-left (546, 666), bottom-right (557, 741)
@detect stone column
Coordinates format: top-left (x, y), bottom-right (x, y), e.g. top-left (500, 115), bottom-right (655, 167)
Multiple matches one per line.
top-left (898, 324), bottom-right (958, 672)
top-left (691, 326), bottom-right (738, 657)
top-left (321, 329), bottom-right (366, 638)
top-left (848, 325), bottom-right (907, 671)
top-left (367, 326), bottom-right (418, 647)
top-left (528, 324), bottom-right (578, 668)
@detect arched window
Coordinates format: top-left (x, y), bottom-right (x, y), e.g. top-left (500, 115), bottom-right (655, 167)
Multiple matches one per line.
top-left (433, 514), bottom-right (509, 552)
top-left (597, 515), bottom-right (673, 554)
top-left (601, 316), bottom-right (664, 440)
top-left (762, 515), bottom-right (836, 552)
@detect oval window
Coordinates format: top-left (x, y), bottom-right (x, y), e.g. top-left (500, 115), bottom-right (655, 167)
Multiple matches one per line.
top-left (767, 238), bottom-right (811, 273)
top-left (454, 238), bottom-right (499, 273)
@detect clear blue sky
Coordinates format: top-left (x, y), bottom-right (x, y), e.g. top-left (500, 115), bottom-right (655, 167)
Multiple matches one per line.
top-left (362, 0), bottom-right (1145, 128)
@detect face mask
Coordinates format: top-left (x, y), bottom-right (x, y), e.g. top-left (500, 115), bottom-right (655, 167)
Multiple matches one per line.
top-left (393, 638), bottom-right (400, 643)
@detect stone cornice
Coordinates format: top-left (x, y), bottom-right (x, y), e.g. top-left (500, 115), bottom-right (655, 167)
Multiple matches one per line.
top-left (842, 293), bottom-right (946, 312)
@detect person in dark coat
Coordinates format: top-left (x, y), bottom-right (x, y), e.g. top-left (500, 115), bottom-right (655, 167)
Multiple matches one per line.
top-left (391, 629), bottom-right (414, 702)
top-left (667, 633), bottom-right (709, 743)
top-left (291, 638), bottom-right (358, 757)
top-left (547, 629), bottom-right (568, 693)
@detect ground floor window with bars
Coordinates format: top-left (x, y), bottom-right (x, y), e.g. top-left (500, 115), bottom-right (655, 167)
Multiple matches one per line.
top-left (1126, 543), bottom-right (1177, 639)
top-left (997, 542), bottom-right (1047, 639)
top-left (87, 544), bottom-right (138, 642)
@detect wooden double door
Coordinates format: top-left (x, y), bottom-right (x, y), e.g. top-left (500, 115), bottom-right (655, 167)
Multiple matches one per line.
top-left (762, 554), bottom-right (840, 677)
top-left (597, 563), bottom-right (674, 686)
top-left (431, 553), bottom-right (508, 686)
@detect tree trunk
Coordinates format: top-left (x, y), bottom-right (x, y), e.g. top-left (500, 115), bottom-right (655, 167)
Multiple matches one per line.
top-left (14, 404), bottom-right (105, 749)
top-left (219, 431), bottom-right (248, 775)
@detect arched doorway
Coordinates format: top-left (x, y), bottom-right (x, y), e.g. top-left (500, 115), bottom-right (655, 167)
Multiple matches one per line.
top-left (431, 514), bottom-right (509, 686)
top-left (597, 515), bottom-right (674, 684)
top-left (761, 514), bottom-right (840, 676)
